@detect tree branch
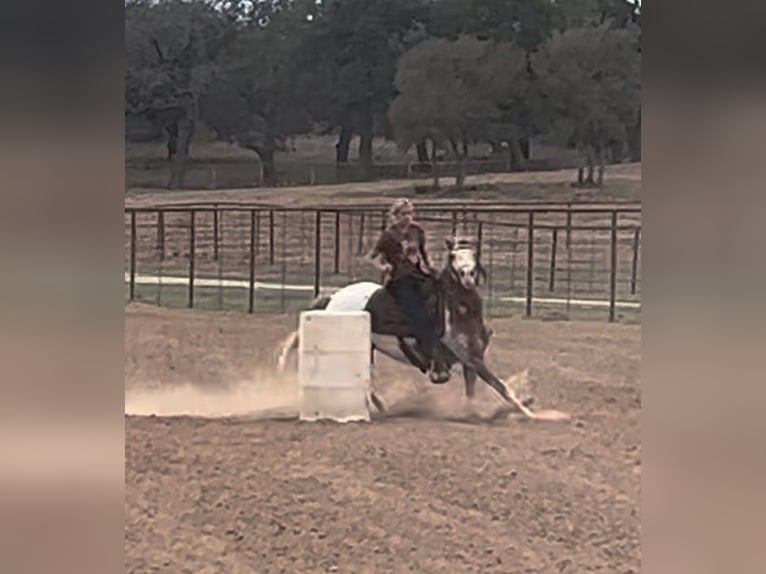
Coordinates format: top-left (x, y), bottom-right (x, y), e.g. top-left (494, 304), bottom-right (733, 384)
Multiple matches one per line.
top-left (152, 38), bottom-right (165, 63)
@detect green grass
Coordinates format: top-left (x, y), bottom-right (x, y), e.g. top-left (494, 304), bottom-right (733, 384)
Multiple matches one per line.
top-left (126, 282), bottom-right (315, 315)
top-left (125, 281), bottom-right (640, 324)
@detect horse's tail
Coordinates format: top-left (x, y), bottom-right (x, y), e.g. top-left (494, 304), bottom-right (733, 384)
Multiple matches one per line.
top-left (277, 294), bottom-right (331, 371)
top-left (276, 329), bottom-right (299, 372)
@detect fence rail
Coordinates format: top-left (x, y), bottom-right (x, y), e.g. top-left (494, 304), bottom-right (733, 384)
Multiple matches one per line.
top-left (124, 202), bottom-right (641, 322)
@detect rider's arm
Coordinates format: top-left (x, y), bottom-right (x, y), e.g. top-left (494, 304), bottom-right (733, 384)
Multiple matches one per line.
top-left (417, 227), bottom-right (435, 274)
top-left (365, 236), bottom-right (392, 273)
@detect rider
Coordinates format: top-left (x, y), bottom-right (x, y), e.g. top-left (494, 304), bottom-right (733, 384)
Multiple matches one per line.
top-left (367, 198), bottom-right (450, 383)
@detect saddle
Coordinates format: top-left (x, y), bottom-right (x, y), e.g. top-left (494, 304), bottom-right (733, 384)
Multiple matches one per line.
top-left (364, 276), bottom-right (445, 339)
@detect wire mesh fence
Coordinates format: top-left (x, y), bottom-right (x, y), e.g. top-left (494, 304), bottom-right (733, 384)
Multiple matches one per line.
top-left (125, 202), bottom-right (641, 322)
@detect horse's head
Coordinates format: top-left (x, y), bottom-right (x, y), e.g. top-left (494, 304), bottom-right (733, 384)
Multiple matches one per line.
top-left (444, 236), bottom-right (486, 290)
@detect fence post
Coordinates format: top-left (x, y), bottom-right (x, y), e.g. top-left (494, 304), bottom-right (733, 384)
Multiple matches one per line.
top-left (255, 210), bottom-right (261, 257)
top-left (213, 206), bottom-right (219, 261)
top-left (526, 211), bottom-right (534, 317)
top-left (631, 227), bottom-right (640, 295)
top-left (357, 212), bottom-right (365, 254)
top-left (476, 220), bottom-right (483, 263)
top-left (314, 210), bottom-right (322, 298)
top-left (129, 210), bottom-right (136, 301)
top-left (189, 210), bottom-right (196, 309)
top-left (549, 227), bottom-right (558, 293)
top-left (609, 210), bottom-right (618, 322)
top-left (269, 209), bottom-right (275, 265)
top-left (156, 210), bottom-right (165, 261)
top-left (334, 210), bottom-right (341, 274)
top-left (280, 211), bottom-right (287, 313)
top-left (249, 209), bottom-right (256, 314)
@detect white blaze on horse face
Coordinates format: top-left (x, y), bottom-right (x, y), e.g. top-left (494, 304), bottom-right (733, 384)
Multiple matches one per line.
top-left (452, 248), bottom-right (477, 289)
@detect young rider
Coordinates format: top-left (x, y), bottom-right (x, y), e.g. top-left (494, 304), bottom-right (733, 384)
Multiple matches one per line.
top-left (367, 198), bottom-right (449, 383)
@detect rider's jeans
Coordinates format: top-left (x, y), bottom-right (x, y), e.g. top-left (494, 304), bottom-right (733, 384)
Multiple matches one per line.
top-left (390, 277), bottom-right (438, 360)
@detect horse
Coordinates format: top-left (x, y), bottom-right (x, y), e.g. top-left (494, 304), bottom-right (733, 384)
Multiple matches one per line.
top-left (276, 234), bottom-right (502, 408)
top-left (276, 233), bottom-right (572, 422)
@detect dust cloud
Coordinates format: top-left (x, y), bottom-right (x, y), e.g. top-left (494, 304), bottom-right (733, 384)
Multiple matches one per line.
top-left (125, 369), bottom-right (299, 419)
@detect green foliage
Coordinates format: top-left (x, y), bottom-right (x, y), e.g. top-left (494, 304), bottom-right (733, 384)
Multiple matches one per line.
top-left (389, 36), bottom-right (527, 152)
top-left (124, 0), bottom-right (642, 183)
top-left (125, 0), bottom-right (235, 123)
top-left (200, 4), bottom-right (311, 155)
top-left (299, 0), bottom-right (430, 125)
top-left (532, 23), bottom-right (640, 159)
top-left (428, 0), bottom-right (558, 52)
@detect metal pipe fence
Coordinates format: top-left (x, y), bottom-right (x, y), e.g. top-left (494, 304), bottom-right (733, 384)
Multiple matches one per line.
top-left (125, 202), bottom-right (641, 322)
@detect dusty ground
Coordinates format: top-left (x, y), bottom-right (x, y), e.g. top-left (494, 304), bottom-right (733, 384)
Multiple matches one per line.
top-left (125, 302), bottom-right (640, 573)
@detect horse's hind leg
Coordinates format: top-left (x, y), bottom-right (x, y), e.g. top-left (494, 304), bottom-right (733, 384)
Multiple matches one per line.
top-left (367, 348), bottom-right (387, 413)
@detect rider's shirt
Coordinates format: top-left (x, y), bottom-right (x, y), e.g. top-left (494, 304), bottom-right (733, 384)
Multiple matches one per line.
top-left (374, 222), bottom-right (429, 282)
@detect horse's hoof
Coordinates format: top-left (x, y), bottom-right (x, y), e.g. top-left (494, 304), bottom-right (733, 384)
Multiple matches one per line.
top-left (429, 371), bottom-right (450, 385)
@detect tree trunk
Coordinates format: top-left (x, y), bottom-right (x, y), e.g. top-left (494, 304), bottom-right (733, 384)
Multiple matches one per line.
top-left (450, 139), bottom-right (465, 190)
top-left (585, 150), bottom-right (595, 186)
top-left (431, 139), bottom-right (440, 189)
top-left (358, 104), bottom-right (374, 180)
top-left (509, 138), bottom-right (526, 170)
top-left (597, 147), bottom-right (605, 187)
top-left (455, 161), bottom-right (465, 189)
top-left (256, 147), bottom-right (276, 187)
top-left (168, 117), bottom-right (193, 190)
top-left (577, 167), bottom-right (585, 186)
top-left (519, 137), bottom-right (531, 160)
top-left (335, 123), bottom-right (353, 165)
top-left (165, 122), bottom-right (178, 160)
top-left (416, 141), bottom-right (429, 165)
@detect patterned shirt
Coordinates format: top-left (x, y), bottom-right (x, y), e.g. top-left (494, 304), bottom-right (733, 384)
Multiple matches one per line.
top-left (373, 222), bottom-right (429, 282)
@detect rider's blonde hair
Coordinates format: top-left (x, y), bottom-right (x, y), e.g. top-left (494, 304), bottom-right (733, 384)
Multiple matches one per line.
top-left (387, 197), bottom-right (413, 227)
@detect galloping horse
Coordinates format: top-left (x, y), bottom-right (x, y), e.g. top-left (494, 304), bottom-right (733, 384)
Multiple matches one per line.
top-left (276, 234), bottom-right (534, 411)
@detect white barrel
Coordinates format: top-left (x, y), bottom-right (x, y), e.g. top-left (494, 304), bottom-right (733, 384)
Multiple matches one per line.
top-left (298, 310), bottom-right (371, 422)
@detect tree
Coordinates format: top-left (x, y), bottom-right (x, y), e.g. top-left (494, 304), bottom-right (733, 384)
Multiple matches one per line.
top-left (389, 36), bottom-right (524, 189)
top-left (125, 0), bottom-right (235, 188)
top-left (532, 23), bottom-right (640, 186)
top-left (299, 0), bottom-right (429, 175)
top-left (427, 0), bottom-right (558, 162)
top-left (201, 3), bottom-right (312, 185)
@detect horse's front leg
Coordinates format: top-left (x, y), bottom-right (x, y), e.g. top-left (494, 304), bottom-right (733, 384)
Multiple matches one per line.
top-left (462, 364), bottom-right (477, 400)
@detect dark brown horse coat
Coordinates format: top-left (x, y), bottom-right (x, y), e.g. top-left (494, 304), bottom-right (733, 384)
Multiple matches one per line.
top-left (438, 267), bottom-right (491, 359)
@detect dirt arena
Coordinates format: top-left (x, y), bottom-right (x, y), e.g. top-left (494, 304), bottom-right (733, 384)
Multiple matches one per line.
top-left (125, 302), bottom-right (640, 573)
